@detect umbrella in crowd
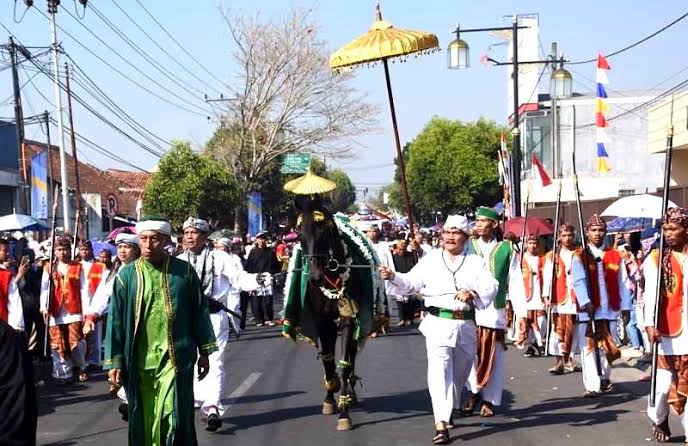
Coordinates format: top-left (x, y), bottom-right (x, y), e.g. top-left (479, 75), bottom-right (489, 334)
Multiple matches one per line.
top-left (330, 3), bottom-right (439, 232)
top-left (601, 193), bottom-right (677, 219)
top-left (504, 217), bottom-right (554, 237)
top-left (0, 213), bottom-right (47, 232)
top-left (107, 226), bottom-right (136, 240)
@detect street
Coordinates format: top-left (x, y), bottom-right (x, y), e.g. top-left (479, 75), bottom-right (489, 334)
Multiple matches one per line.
top-left (37, 320), bottom-right (659, 446)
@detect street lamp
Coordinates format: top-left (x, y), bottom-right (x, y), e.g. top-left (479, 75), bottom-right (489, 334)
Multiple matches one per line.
top-left (550, 59), bottom-right (572, 99)
top-left (447, 25), bottom-right (469, 69)
top-left (447, 16), bottom-right (572, 217)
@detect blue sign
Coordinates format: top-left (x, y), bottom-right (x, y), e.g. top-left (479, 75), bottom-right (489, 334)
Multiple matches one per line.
top-left (30, 150), bottom-right (48, 219)
top-left (247, 192), bottom-right (262, 236)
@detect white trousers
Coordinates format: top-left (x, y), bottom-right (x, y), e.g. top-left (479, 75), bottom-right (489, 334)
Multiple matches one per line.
top-left (117, 386), bottom-right (128, 404)
top-left (194, 311), bottom-right (229, 416)
top-left (647, 367), bottom-right (688, 433)
top-left (51, 340), bottom-right (86, 379)
top-left (578, 323), bottom-right (611, 392)
top-left (466, 344), bottom-right (505, 406)
top-left (426, 338), bottom-right (476, 424)
top-left (547, 315), bottom-right (580, 357)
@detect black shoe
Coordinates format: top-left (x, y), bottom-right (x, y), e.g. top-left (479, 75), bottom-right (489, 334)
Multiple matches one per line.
top-left (118, 403), bottom-right (129, 421)
top-left (600, 379), bottom-right (613, 393)
top-left (206, 413), bottom-right (222, 432)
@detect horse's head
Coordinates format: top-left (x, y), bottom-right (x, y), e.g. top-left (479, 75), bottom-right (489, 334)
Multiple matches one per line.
top-left (296, 197), bottom-right (346, 284)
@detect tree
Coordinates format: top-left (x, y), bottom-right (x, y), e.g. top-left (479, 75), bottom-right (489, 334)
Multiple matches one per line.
top-left (142, 142), bottom-right (237, 230)
top-left (403, 117), bottom-right (507, 223)
top-left (206, 8), bottom-right (377, 230)
top-left (327, 168), bottom-right (356, 213)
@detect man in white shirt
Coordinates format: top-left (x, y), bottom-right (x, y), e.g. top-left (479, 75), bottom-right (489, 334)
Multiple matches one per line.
top-left (179, 217), bottom-right (270, 432)
top-left (40, 236), bottom-right (89, 384)
top-left (380, 215), bottom-right (498, 445)
top-left (0, 239), bottom-right (26, 333)
top-left (78, 240), bottom-right (110, 367)
top-left (364, 223), bottom-right (394, 333)
top-left (577, 215), bottom-right (630, 397)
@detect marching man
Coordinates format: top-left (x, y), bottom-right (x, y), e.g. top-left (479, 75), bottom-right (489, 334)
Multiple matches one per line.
top-left (578, 215), bottom-right (630, 397)
top-left (40, 236), bottom-right (89, 384)
top-left (516, 234), bottom-right (547, 356)
top-left (644, 207), bottom-right (688, 443)
top-left (379, 215), bottom-right (498, 445)
top-left (543, 224), bottom-right (589, 374)
top-left (78, 240), bottom-right (110, 366)
top-left (0, 238), bottom-right (26, 333)
top-left (464, 206), bottom-right (525, 417)
top-left (179, 217), bottom-right (271, 432)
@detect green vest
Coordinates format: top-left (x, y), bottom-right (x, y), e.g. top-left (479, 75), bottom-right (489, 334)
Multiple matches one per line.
top-left (467, 238), bottom-right (512, 309)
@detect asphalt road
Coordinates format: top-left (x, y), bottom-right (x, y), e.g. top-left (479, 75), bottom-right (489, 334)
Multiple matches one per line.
top-left (36, 319), bottom-right (663, 446)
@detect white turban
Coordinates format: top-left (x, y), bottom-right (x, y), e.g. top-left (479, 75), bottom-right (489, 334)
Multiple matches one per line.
top-left (216, 237), bottom-right (232, 248)
top-left (136, 220), bottom-right (172, 236)
top-left (183, 217), bottom-right (209, 233)
top-left (443, 215), bottom-right (470, 234)
top-left (115, 233), bottom-right (139, 246)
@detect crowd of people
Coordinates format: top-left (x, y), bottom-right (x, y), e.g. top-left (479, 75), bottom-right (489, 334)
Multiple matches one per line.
top-left (0, 204), bottom-right (682, 445)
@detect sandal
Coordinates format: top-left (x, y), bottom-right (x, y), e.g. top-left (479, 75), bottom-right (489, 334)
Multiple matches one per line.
top-left (652, 419), bottom-right (671, 443)
top-left (479, 402), bottom-right (494, 417)
top-left (432, 429), bottom-right (449, 445)
top-left (548, 364), bottom-right (565, 375)
top-left (462, 392), bottom-right (479, 416)
top-left (583, 390), bottom-right (598, 398)
top-left (78, 372), bottom-right (89, 382)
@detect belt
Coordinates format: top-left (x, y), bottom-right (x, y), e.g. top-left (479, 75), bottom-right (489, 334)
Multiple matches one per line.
top-left (427, 306), bottom-right (474, 321)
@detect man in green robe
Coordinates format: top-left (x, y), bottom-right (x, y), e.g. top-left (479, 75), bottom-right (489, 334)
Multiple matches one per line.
top-left (104, 219), bottom-right (218, 446)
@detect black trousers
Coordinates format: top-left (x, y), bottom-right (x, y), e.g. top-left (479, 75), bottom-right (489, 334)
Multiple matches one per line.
top-left (250, 294), bottom-right (274, 324)
top-left (396, 300), bottom-right (415, 322)
top-left (239, 292), bottom-right (250, 330)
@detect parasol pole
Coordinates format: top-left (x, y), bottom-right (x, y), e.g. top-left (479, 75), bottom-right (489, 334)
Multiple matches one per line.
top-left (545, 178), bottom-right (562, 356)
top-left (382, 58), bottom-right (416, 236)
top-left (571, 104), bottom-right (602, 377)
top-left (650, 95), bottom-right (675, 407)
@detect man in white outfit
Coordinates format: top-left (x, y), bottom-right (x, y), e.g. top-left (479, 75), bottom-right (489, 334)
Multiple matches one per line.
top-left (364, 223), bottom-right (394, 334)
top-left (179, 217), bottom-right (270, 432)
top-left (379, 215), bottom-right (498, 445)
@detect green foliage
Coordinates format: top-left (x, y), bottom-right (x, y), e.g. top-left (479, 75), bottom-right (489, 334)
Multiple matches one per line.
top-left (404, 117), bottom-right (507, 222)
top-left (327, 168), bottom-right (357, 213)
top-left (143, 141), bottom-right (237, 230)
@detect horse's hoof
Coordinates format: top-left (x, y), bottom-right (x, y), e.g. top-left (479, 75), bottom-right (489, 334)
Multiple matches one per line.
top-left (322, 402), bottom-right (336, 415)
top-left (337, 418), bottom-right (353, 431)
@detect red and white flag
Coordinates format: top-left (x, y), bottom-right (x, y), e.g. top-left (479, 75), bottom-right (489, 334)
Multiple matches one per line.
top-left (531, 153), bottom-right (552, 187)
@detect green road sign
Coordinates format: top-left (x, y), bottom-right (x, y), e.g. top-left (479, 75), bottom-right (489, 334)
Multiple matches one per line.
top-left (280, 153), bottom-right (310, 174)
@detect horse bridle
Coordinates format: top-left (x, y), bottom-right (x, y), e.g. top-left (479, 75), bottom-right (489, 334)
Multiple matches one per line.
top-left (302, 249), bottom-right (341, 272)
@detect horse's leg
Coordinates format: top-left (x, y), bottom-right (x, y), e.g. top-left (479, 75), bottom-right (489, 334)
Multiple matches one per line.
top-left (347, 338), bottom-right (360, 405)
top-left (337, 317), bottom-right (355, 431)
top-left (318, 316), bottom-right (339, 415)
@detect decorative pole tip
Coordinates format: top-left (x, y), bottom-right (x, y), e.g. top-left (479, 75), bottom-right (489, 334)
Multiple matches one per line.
top-left (375, 1), bottom-right (382, 20)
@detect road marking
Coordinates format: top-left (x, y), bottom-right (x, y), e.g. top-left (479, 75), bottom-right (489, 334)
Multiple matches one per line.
top-left (224, 372), bottom-right (262, 404)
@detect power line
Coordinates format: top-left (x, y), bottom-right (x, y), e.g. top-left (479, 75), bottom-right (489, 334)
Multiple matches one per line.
top-left (21, 11), bottom-right (209, 118)
top-left (64, 52), bottom-right (171, 147)
top-left (110, 0), bottom-right (223, 97)
top-left (56, 5), bottom-right (212, 115)
top-left (133, 0), bottom-right (231, 90)
top-left (86, 3), bottom-right (209, 100)
top-left (569, 10), bottom-right (688, 64)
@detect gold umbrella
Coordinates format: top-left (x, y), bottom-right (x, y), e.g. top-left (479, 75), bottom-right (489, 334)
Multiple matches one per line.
top-left (284, 168), bottom-right (337, 195)
top-left (330, 3), bottom-right (439, 233)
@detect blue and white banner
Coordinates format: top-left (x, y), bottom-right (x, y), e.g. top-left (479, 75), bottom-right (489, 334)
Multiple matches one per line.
top-left (247, 192), bottom-right (262, 236)
top-left (30, 150), bottom-right (48, 219)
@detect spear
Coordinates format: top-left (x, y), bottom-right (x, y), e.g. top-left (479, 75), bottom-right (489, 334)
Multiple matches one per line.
top-left (571, 105), bottom-right (602, 377)
top-left (44, 186), bottom-right (60, 358)
top-left (650, 96), bottom-right (675, 407)
top-left (544, 179), bottom-right (562, 356)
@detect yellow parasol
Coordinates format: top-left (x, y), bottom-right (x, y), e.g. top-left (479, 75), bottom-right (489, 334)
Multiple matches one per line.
top-left (329, 3), bottom-right (439, 234)
top-left (284, 168), bottom-right (337, 195)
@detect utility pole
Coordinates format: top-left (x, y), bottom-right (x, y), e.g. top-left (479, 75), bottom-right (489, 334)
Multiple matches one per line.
top-left (8, 36), bottom-right (29, 213)
top-left (510, 15), bottom-right (522, 216)
top-left (48, 0), bottom-right (71, 233)
top-left (64, 62), bottom-right (84, 238)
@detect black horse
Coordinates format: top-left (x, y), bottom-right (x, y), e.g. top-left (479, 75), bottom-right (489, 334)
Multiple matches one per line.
top-left (296, 196), bottom-right (361, 431)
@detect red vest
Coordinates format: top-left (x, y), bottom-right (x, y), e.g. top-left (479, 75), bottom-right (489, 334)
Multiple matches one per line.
top-left (584, 247), bottom-right (622, 312)
top-left (87, 262), bottom-right (106, 297)
top-left (522, 254), bottom-right (545, 302)
top-left (650, 250), bottom-right (684, 337)
top-left (546, 250), bottom-right (577, 306)
top-left (51, 262), bottom-right (83, 316)
top-left (0, 269), bottom-right (12, 323)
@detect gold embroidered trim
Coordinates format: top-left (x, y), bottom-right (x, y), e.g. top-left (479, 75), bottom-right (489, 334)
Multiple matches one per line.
top-left (161, 255), bottom-right (178, 373)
